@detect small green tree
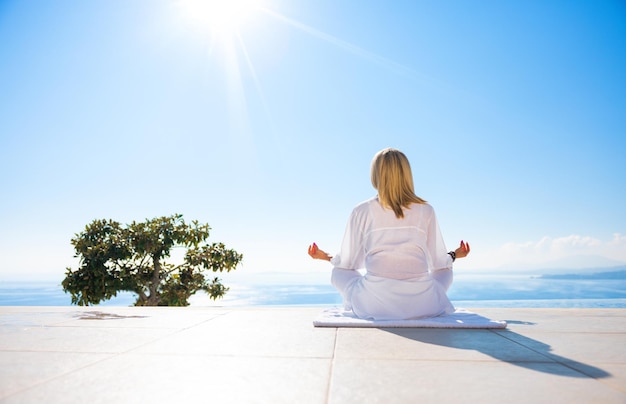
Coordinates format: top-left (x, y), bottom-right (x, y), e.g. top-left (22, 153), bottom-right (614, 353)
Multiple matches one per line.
top-left (62, 214), bottom-right (243, 306)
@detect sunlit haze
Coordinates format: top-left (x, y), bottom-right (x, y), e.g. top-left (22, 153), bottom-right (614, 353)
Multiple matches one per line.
top-left (177, 0), bottom-right (262, 39)
top-left (0, 0), bottom-right (625, 283)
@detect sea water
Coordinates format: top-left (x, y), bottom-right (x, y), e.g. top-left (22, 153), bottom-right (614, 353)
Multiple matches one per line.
top-left (1, 272), bottom-right (625, 308)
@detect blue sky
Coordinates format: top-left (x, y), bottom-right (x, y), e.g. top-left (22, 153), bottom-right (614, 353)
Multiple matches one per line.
top-left (1, 0), bottom-right (625, 283)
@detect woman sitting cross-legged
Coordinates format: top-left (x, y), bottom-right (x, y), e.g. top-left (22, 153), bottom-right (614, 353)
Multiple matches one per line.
top-left (308, 148), bottom-right (470, 320)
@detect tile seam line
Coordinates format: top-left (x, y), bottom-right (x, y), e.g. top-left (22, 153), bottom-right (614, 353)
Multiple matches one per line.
top-left (326, 357), bottom-right (555, 363)
top-left (595, 381), bottom-right (626, 395)
top-left (115, 311), bottom-right (234, 354)
top-left (488, 329), bottom-right (608, 379)
top-left (0, 349), bottom-right (336, 361)
top-left (498, 332), bottom-right (626, 338)
top-left (324, 328), bottom-right (338, 404)
top-left (0, 351), bottom-right (122, 401)
top-left (9, 326), bottom-right (205, 330)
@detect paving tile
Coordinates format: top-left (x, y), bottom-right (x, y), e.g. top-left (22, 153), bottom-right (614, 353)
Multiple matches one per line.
top-left (0, 324), bottom-right (178, 353)
top-left (0, 309), bottom-right (76, 327)
top-left (334, 328), bottom-right (550, 362)
top-left (59, 308), bottom-right (227, 329)
top-left (3, 354), bottom-right (331, 404)
top-left (587, 363), bottom-right (626, 394)
top-left (329, 359), bottom-right (626, 404)
top-left (134, 308), bottom-right (337, 358)
top-left (0, 351), bottom-right (112, 399)
top-left (494, 330), bottom-right (626, 364)
top-left (1, 307), bottom-right (227, 329)
top-left (474, 308), bottom-right (626, 333)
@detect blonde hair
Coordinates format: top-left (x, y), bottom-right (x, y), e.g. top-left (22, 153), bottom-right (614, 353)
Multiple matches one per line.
top-left (370, 148), bottom-right (426, 218)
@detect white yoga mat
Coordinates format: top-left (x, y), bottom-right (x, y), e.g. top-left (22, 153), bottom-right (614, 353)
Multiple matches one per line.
top-left (313, 307), bottom-right (507, 328)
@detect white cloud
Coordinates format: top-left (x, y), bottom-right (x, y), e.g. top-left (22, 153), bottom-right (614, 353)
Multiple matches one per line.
top-left (466, 233), bottom-right (626, 271)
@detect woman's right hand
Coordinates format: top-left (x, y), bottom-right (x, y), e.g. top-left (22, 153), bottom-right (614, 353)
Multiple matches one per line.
top-left (308, 242), bottom-right (332, 261)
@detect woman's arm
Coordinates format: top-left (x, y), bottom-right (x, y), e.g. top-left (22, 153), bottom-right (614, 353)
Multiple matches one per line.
top-left (308, 204), bottom-right (367, 269)
top-left (425, 206), bottom-right (470, 269)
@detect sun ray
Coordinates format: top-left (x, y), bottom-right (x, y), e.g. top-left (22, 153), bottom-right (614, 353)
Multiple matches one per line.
top-left (174, 0), bottom-right (263, 152)
top-left (235, 33), bottom-right (279, 143)
top-left (221, 36), bottom-right (252, 145)
top-left (259, 7), bottom-right (442, 88)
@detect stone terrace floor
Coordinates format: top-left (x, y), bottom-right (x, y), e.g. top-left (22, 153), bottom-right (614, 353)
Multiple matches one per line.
top-left (0, 306), bottom-right (625, 403)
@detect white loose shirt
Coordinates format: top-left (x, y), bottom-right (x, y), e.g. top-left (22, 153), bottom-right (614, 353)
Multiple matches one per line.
top-left (330, 197), bottom-right (455, 320)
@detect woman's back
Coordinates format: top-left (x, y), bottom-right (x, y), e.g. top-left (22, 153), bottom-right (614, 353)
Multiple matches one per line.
top-left (358, 198), bottom-right (435, 280)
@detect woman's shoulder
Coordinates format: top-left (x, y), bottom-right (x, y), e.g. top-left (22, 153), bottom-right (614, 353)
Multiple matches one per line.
top-left (351, 196), bottom-right (379, 215)
top-left (416, 201), bottom-right (434, 210)
top-left (354, 196), bottom-right (378, 208)
top-left (408, 201), bottom-right (435, 215)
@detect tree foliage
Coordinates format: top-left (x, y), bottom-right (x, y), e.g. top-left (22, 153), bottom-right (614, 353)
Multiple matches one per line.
top-left (62, 214), bottom-right (243, 306)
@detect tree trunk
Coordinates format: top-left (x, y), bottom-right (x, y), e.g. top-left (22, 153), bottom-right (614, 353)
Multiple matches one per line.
top-left (135, 288), bottom-right (148, 306)
top-left (147, 254), bottom-right (161, 306)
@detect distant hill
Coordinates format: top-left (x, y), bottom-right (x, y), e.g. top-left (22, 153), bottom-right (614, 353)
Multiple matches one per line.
top-left (540, 268), bottom-right (626, 280)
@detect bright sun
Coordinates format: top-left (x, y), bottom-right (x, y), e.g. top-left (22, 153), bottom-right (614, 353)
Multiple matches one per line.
top-left (177, 0), bottom-right (261, 39)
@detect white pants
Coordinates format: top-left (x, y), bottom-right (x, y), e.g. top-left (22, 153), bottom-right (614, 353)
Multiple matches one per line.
top-left (331, 268), bottom-right (455, 320)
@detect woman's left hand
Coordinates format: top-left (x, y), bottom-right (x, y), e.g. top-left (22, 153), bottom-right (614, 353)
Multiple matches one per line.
top-left (308, 242), bottom-right (332, 261)
top-left (454, 240), bottom-right (471, 259)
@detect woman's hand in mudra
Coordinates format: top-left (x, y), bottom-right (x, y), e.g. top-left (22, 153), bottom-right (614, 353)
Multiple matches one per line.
top-left (308, 242), bottom-right (332, 261)
top-left (454, 240), bottom-right (471, 259)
